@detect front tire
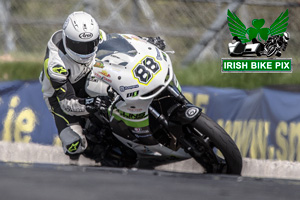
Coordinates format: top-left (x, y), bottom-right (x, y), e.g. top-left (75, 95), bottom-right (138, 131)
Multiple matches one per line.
top-left (184, 113), bottom-right (242, 175)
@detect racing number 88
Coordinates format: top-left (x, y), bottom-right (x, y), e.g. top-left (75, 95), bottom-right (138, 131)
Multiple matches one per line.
top-left (133, 57), bottom-right (161, 85)
top-left (135, 64), bottom-right (152, 83)
top-left (143, 57), bottom-right (160, 73)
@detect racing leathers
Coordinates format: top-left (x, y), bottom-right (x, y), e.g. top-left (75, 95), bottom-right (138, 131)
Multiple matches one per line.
top-left (40, 29), bottom-right (166, 159)
top-left (39, 29), bottom-right (109, 157)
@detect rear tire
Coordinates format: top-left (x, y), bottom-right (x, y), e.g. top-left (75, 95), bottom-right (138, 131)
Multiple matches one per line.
top-left (186, 113), bottom-right (242, 175)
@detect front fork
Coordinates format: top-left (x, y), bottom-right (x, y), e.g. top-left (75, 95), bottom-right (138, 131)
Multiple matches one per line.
top-left (149, 86), bottom-right (221, 171)
top-left (148, 85), bottom-right (202, 131)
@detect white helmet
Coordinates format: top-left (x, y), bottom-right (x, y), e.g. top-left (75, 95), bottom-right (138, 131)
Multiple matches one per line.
top-left (62, 11), bottom-right (102, 64)
top-left (283, 32), bottom-right (290, 42)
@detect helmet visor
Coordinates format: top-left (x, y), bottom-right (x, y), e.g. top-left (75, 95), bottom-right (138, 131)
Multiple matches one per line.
top-left (66, 36), bottom-right (100, 55)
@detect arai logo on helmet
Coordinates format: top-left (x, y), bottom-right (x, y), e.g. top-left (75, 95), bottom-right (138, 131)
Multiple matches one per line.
top-left (79, 32), bottom-right (93, 39)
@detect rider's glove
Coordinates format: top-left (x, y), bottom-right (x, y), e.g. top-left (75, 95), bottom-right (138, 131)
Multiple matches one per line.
top-left (144, 36), bottom-right (166, 50)
top-left (85, 96), bottom-right (111, 114)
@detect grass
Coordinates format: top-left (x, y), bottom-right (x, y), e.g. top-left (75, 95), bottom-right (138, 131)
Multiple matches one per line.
top-left (1, 60), bottom-right (300, 89)
top-left (0, 61), bottom-right (42, 81)
top-left (175, 60), bottom-right (300, 89)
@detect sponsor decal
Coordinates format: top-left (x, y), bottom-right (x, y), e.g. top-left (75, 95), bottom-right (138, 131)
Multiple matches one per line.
top-left (131, 127), bottom-right (150, 134)
top-left (134, 134), bottom-right (152, 138)
top-left (117, 109), bottom-right (148, 120)
top-left (122, 34), bottom-right (148, 43)
top-left (93, 60), bottom-right (105, 68)
top-left (127, 107), bottom-right (143, 112)
top-left (100, 76), bottom-right (112, 83)
top-left (122, 35), bottom-right (132, 40)
top-left (100, 70), bottom-right (111, 77)
top-left (119, 84), bottom-right (139, 92)
top-left (94, 72), bottom-right (102, 79)
top-left (126, 90), bottom-right (139, 98)
top-left (94, 72), bottom-right (112, 83)
top-left (131, 35), bottom-right (147, 43)
top-left (79, 32), bottom-right (93, 39)
top-left (185, 107), bottom-right (200, 119)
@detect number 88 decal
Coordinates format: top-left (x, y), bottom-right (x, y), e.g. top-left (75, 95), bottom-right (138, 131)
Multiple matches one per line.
top-left (132, 56), bottom-right (161, 85)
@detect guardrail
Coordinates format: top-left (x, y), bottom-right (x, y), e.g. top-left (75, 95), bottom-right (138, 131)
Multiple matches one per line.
top-left (1, 80), bottom-right (300, 162)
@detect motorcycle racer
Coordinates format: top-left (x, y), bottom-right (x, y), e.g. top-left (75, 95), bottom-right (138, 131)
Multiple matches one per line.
top-left (39, 11), bottom-right (166, 161)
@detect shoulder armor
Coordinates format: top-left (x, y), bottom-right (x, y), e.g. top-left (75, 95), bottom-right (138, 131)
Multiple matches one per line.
top-left (48, 64), bottom-right (68, 81)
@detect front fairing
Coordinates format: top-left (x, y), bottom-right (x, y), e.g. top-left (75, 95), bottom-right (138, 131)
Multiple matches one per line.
top-left (93, 34), bottom-right (188, 158)
top-left (94, 33), bottom-right (174, 127)
top-left (95, 33), bottom-right (173, 102)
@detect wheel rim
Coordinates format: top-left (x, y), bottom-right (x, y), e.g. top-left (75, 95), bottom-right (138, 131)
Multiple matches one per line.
top-left (182, 126), bottom-right (228, 173)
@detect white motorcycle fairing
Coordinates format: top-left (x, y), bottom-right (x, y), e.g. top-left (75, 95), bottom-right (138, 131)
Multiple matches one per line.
top-left (92, 34), bottom-right (191, 160)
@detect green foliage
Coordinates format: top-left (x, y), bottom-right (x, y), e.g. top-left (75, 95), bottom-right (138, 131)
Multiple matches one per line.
top-left (1, 61), bottom-right (300, 89)
top-left (175, 60), bottom-right (300, 89)
top-left (0, 61), bottom-right (42, 81)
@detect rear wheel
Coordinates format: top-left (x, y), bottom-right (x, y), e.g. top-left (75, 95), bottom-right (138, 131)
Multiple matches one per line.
top-left (182, 113), bottom-right (242, 175)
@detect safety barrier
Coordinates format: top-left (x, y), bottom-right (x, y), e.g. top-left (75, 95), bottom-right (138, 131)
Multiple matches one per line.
top-left (1, 80), bottom-right (300, 162)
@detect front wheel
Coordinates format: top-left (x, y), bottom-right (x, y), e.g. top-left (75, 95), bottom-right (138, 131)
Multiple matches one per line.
top-left (182, 113), bottom-right (242, 175)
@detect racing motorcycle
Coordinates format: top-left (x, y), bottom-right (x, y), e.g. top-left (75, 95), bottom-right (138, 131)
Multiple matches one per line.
top-left (83, 34), bottom-right (242, 175)
top-left (264, 32), bottom-right (290, 57)
top-left (265, 35), bottom-right (282, 57)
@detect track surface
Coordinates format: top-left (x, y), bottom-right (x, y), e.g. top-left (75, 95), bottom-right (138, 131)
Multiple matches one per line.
top-left (0, 162), bottom-right (300, 200)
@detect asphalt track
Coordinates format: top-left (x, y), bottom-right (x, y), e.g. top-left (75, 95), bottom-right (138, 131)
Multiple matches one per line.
top-left (1, 162), bottom-right (300, 200)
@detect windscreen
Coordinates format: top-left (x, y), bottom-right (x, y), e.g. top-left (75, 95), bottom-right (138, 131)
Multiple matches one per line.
top-left (96, 33), bottom-right (137, 60)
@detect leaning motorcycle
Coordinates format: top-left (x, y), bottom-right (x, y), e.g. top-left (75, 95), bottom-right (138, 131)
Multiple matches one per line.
top-left (84, 34), bottom-right (242, 175)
